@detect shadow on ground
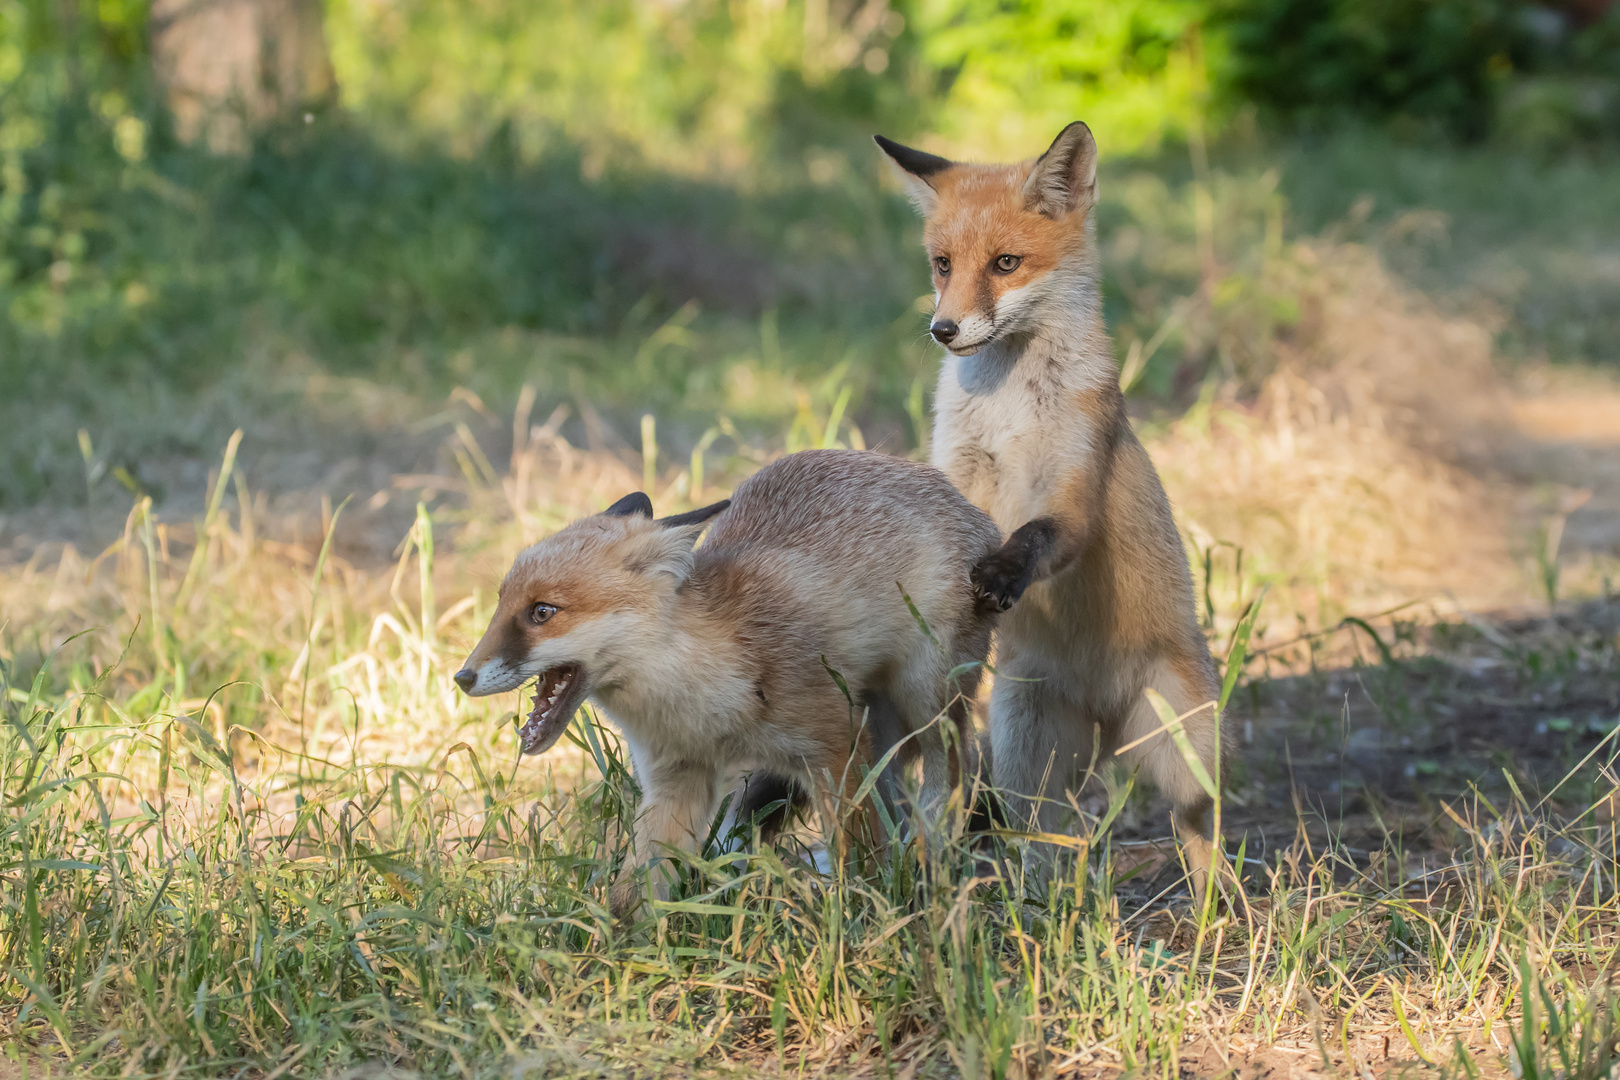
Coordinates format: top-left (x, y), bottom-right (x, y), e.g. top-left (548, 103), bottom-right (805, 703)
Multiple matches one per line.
top-left (1113, 597), bottom-right (1620, 909)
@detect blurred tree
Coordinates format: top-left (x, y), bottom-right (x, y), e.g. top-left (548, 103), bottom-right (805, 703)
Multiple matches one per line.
top-left (1213, 0), bottom-right (1529, 137)
top-left (150, 0), bottom-right (334, 151)
top-left (326, 0), bottom-right (916, 176)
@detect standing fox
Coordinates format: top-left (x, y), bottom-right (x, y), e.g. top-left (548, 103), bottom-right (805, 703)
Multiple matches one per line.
top-left (875, 122), bottom-right (1225, 896)
top-left (454, 450), bottom-right (1004, 918)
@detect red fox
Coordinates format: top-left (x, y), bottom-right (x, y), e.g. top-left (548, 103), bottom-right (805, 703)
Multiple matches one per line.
top-left (454, 449), bottom-right (1004, 917)
top-left (875, 122), bottom-right (1225, 897)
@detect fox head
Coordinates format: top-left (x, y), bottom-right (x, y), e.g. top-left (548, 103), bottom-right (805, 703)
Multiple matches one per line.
top-left (875, 121), bottom-right (1099, 356)
top-left (453, 492), bottom-right (729, 755)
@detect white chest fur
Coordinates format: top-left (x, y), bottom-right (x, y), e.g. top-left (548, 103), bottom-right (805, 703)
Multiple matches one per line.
top-left (931, 338), bottom-right (1104, 533)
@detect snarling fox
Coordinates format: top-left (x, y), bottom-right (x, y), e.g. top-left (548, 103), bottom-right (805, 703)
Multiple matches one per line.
top-left (875, 122), bottom-right (1226, 897)
top-left (455, 449), bottom-right (1004, 917)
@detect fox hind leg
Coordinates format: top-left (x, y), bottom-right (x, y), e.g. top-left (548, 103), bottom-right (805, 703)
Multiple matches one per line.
top-left (988, 660), bottom-right (1096, 881)
top-left (1114, 657), bottom-right (1223, 903)
top-left (889, 627), bottom-right (986, 837)
top-left (725, 771), bottom-right (809, 844)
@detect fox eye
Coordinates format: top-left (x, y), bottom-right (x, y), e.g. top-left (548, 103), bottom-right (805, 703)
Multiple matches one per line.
top-left (528, 602), bottom-right (557, 626)
top-left (933, 256), bottom-right (951, 276)
top-left (994, 254), bottom-right (1022, 273)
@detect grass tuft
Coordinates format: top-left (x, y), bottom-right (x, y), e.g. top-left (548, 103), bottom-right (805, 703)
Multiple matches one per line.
top-left (3, 407), bottom-right (1618, 1077)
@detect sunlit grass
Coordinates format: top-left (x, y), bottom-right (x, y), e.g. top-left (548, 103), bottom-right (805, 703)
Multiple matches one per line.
top-left (4, 396), bottom-right (1618, 1077)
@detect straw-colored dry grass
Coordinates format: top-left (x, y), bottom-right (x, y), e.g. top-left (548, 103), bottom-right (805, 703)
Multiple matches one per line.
top-left (1152, 247), bottom-right (1508, 641)
top-left (3, 242), bottom-right (1620, 1079)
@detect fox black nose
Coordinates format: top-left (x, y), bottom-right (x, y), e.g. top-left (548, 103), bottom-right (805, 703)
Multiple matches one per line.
top-left (453, 667), bottom-right (477, 692)
top-left (930, 319), bottom-right (959, 344)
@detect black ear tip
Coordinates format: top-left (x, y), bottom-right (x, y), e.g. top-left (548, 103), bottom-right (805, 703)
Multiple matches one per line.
top-left (874, 135), bottom-right (953, 179)
top-left (657, 498), bottom-right (732, 529)
top-left (604, 492), bottom-right (654, 519)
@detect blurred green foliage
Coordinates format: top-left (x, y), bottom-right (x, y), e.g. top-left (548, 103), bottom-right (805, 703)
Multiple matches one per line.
top-left (1216, 0), bottom-right (1620, 141)
top-left (905, 0), bottom-right (1215, 156)
top-left (326, 0), bottom-right (1221, 168)
top-left (2, 0), bottom-right (1619, 509)
top-left (1215, 0), bottom-right (1528, 138)
top-left (326, 0), bottom-right (924, 176)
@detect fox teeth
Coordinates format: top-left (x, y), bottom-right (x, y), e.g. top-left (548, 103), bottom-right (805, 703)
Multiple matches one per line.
top-left (528, 668), bottom-right (576, 718)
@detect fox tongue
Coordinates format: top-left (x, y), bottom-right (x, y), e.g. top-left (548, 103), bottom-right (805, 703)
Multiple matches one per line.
top-left (517, 666), bottom-right (577, 756)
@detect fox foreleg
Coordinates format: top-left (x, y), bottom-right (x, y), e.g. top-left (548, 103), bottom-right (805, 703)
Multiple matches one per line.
top-left (610, 759), bottom-right (719, 920)
top-left (972, 517), bottom-right (1057, 612)
top-left (972, 451), bottom-right (1113, 613)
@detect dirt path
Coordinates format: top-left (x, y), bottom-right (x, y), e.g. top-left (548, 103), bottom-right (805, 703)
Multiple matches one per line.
top-left (1511, 373), bottom-right (1620, 562)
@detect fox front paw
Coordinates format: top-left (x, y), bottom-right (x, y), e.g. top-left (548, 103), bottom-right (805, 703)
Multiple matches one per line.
top-left (972, 518), bottom-right (1057, 615)
top-left (608, 876), bottom-right (643, 922)
top-left (971, 550), bottom-right (1031, 614)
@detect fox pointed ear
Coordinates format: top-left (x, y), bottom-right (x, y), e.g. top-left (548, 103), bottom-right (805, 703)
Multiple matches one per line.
top-left (622, 525), bottom-right (701, 584)
top-left (875, 134), bottom-right (952, 216)
top-left (657, 499), bottom-right (730, 529)
top-left (603, 492), bottom-right (654, 519)
top-left (627, 500), bottom-right (729, 584)
top-left (1023, 121), bottom-right (1098, 219)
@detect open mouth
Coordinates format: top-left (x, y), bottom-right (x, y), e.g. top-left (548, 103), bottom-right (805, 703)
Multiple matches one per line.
top-left (517, 663), bottom-right (586, 755)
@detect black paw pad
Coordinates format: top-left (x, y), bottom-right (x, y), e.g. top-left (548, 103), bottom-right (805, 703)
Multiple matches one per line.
top-left (971, 553), bottom-right (1029, 614)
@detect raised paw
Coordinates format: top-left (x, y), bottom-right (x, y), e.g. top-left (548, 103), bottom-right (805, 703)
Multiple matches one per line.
top-left (971, 518), bottom-right (1057, 615)
top-left (971, 549), bottom-right (1031, 614)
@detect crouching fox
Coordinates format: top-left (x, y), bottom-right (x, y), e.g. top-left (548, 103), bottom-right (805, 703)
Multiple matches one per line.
top-left (454, 449), bottom-right (1005, 918)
